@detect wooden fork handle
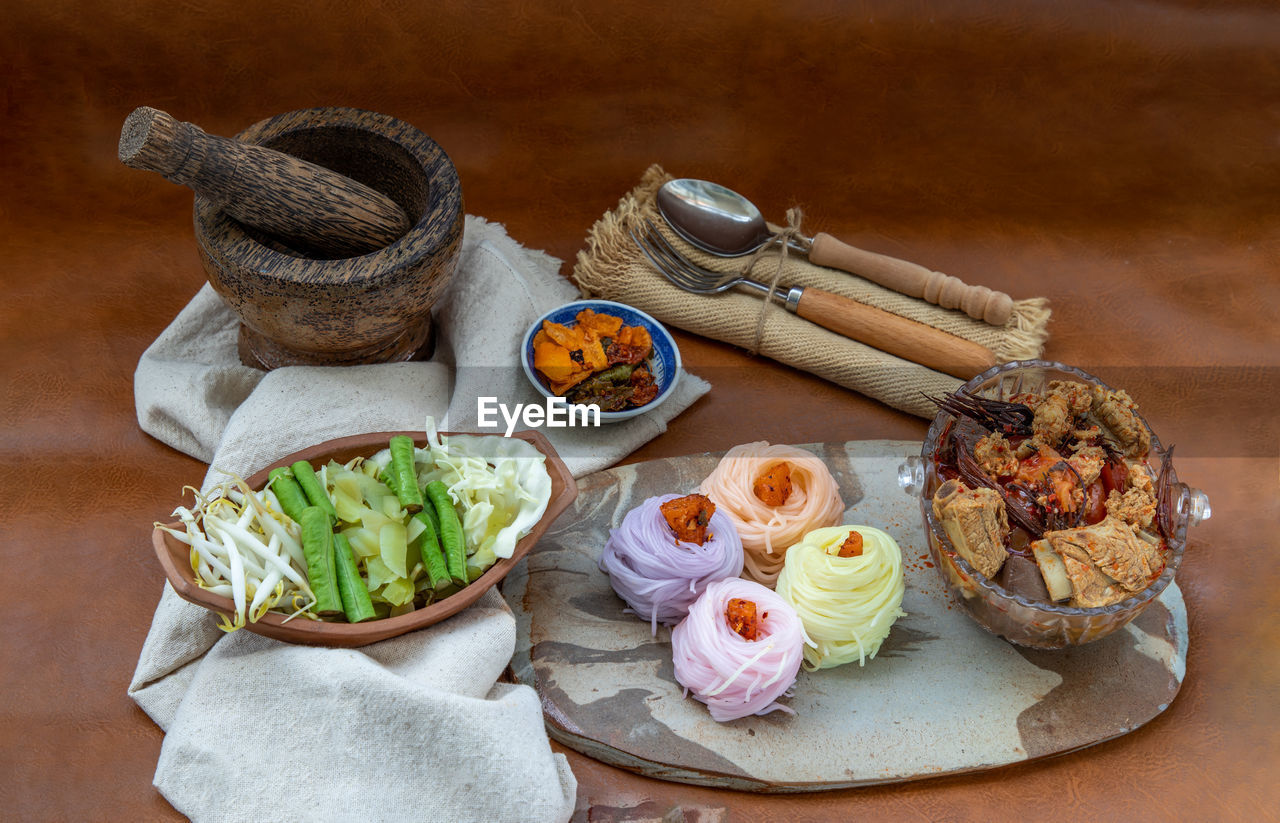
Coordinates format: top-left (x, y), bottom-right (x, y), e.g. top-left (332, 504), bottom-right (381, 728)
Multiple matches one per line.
top-left (809, 233), bottom-right (1014, 326)
top-left (794, 287), bottom-right (997, 379)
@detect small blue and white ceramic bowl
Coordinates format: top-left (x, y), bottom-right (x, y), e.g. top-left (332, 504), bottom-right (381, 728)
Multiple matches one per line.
top-left (521, 299), bottom-right (681, 423)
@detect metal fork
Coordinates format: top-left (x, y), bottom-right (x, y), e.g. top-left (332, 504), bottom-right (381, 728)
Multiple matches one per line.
top-left (629, 219), bottom-right (996, 380)
top-left (630, 220), bottom-right (804, 313)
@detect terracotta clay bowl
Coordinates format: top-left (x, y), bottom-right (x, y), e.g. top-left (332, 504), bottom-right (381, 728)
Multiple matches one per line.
top-left (194, 107), bottom-right (464, 370)
top-left (152, 429), bottom-right (576, 647)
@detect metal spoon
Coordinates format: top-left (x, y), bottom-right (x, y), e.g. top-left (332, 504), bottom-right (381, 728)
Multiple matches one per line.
top-left (656, 178), bottom-right (1015, 325)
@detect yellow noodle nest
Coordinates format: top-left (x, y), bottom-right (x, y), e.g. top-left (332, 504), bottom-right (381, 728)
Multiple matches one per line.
top-left (776, 525), bottom-right (907, 671)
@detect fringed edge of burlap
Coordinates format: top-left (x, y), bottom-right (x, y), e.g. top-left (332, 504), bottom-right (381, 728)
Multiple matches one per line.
top-left (574, 164), bottom-right (669, 298)
top-left (997, 297), bottom-right (1052, 361)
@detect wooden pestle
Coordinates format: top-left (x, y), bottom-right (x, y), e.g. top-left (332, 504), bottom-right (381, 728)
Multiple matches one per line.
top-left (119, 106), bottom-right (412, 258)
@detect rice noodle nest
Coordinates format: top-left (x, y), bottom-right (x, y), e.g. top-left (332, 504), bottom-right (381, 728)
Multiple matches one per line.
top-left (598, 493), bottom-right (744, 634)
top-left (776, 524), bottom-right (907, 670)
top-left (699, 442), bottom-right (844, 587)
top-left (670, 577), bottom-right (807, 722)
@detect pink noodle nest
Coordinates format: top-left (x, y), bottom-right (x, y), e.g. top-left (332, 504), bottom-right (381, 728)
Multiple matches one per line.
top-left (599, 493), bottom-right (745, 634)
top-left (671, 577), bottom-right (806, 722)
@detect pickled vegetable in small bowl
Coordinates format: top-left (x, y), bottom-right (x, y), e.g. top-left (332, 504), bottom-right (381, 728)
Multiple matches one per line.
top-left (520, 299), bottom-right (681, 423)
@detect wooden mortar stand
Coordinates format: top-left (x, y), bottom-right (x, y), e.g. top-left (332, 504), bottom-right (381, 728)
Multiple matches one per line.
top-left (192, 107), bottom-right (463, 369)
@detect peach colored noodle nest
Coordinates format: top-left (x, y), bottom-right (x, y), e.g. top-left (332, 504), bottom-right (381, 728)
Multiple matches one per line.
top-left (699, 442), bottom-right (845, 586)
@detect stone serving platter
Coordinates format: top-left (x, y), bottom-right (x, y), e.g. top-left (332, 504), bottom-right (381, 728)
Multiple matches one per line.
top-left (504, 441), bottom-right (1188, 791)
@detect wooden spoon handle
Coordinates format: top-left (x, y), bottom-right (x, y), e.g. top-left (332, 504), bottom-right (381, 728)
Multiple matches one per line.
top-left (809, 232), bottom-right (1014, 326)
top-left (794, 286), bottom-right (997, 379)
top-left (119, 106), bottom-right (411, 258)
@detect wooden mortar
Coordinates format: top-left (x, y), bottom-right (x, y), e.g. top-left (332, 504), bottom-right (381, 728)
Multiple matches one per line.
top-left (189, 107), bottom-right (462, 369)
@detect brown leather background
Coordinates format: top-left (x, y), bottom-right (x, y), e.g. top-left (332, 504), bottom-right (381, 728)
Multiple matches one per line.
top-left (3, 1), bottom-right (1277, 820)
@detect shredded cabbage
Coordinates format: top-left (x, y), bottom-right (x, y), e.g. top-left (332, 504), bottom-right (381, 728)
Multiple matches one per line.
top-left (342, 419), bottom-right (552, 609)
top-left (417, 423), bottom-right (553, 562)
top-left (368, 422), bottom-right (553, 566)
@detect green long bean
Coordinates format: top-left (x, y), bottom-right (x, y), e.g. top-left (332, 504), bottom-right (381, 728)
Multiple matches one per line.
top-left (332, 533), bottom-right (376, 623)
top-left (378, 466), bottom-right (400, 498)
top-left (412, 511), bottom-right (452, 591)
top-left (267, 467), bottom-right (309, 524)
top-left (425, 480), bottom-right (467, 586)
top-left (298, 506), bottom-right (342, 614)
top-left (291, 460), bottom-right (337, 525)
top-left (388, 435), bottom-right (424, 513)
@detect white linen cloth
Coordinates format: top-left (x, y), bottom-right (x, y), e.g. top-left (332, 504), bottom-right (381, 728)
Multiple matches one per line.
top-left (129, 216), bottom-right (710, 823)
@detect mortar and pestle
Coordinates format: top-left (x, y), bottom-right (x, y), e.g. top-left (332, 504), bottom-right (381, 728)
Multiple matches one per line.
top-left (120, 106), bottom-right (463, 369)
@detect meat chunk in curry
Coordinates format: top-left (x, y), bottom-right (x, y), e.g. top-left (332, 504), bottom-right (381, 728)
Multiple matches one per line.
top-left (931, 479), bottom-right (1010, 580)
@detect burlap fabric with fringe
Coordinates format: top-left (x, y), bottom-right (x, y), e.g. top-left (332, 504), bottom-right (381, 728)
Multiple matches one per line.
top-left (574, 165), bottom-right (1052, 419)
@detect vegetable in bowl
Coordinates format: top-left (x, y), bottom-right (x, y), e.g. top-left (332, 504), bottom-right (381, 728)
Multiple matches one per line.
top-left (152, 422), bottom-right (574, 646)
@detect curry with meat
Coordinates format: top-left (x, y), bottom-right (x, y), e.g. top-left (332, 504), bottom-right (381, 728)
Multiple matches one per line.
top-left (929, 380), bottom-right (1179, 608)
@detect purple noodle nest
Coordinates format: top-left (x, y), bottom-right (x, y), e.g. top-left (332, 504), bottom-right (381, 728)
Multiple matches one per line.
top-left (599, 493), bottom-right (745, 634)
